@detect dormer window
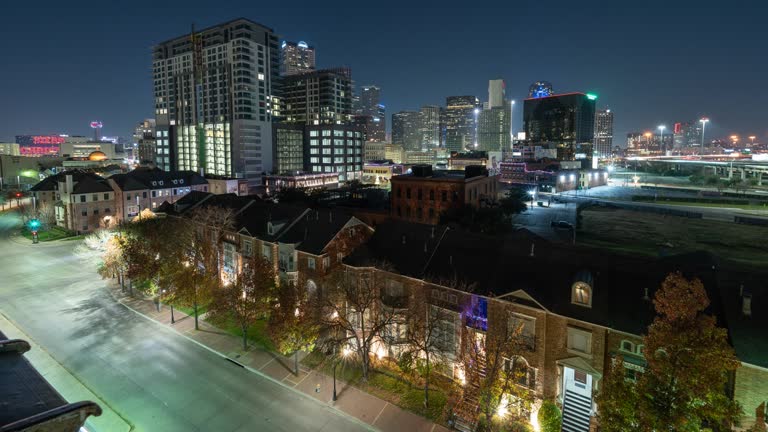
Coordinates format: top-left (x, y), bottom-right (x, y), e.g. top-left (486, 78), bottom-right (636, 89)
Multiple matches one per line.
top-left (572, 281), bottom-right (592, 307)
top-left (621, 340), bottom-right (635, 353)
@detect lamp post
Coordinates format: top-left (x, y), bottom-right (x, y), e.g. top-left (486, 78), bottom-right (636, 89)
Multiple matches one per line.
top-left (699, 117), bottom-right (709, 157)
top-left (658, 125), bottom-right (666, 154)
top-left (749, 136), bottom-right (756, 147)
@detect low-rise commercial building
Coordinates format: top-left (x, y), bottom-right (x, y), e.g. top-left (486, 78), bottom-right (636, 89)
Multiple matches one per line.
top-left (361, 160), bottom-right (404, 189)
top-left (263, 172), bottom-right (339, 195)
top-left (390, 165), bottom-right (496, 224)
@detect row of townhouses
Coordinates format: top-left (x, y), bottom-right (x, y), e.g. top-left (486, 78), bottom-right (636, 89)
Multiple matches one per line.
top-left (30, 168), bottom-right (210, 233)
top-left (157, 191), bottom-right (767, 431)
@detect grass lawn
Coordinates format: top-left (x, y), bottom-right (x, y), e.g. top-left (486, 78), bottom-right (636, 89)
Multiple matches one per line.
top-left (578, 207), bottom-right (768, 269)
top-left (20, 226), bottom-right (75, 242)
top-left (220, 317), bottom-right (275, 351)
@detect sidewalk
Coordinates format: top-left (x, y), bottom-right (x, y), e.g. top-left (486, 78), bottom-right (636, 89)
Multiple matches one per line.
top-left (109, 283), bottom-right (451, 432)
top-left (0, 312), bottom-right (133, 432)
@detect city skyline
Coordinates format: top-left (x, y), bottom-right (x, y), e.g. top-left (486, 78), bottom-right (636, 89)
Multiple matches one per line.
top-left (1, 1), bottom-right (766, 144)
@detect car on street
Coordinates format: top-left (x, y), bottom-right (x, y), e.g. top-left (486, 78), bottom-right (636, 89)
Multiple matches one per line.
top-left (551, 220), bottom-right (574, 230)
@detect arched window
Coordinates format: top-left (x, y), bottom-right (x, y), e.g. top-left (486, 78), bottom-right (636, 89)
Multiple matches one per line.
top-left (620, 340), bottom-right (635, 353)
top-left (572, 281), bottom-right (592, 307)
top-left (505, 356), bottom-right (536, 389)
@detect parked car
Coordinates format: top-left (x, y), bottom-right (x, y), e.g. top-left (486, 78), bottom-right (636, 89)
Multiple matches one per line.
top-left (551, 220), bottom-right (574, 230)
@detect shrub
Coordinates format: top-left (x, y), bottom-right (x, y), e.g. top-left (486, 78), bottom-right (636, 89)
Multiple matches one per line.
top-left (538, 400), bottom-right (562, 432)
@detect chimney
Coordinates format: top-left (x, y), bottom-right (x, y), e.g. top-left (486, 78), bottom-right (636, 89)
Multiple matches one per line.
top-left (643, 287), bottom-right (650, 301)
top-left (742, 293), bottom-right (752, 317)
top-left (65, 175), bottom-right (73, 194)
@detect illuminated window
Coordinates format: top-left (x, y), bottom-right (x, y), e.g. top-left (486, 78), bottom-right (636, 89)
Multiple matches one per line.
top-left (572, 282), bottom-right (592, 307)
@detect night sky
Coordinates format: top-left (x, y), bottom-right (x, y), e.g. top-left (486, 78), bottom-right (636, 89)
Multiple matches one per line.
top-left (2, 0), bottom-right (766, 145)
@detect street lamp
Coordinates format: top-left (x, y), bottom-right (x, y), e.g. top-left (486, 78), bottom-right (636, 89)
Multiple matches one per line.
top-left (528, 189), bottom-right (536, 207)
top-left (699, 117), bottom-right (709, 157)
top-left (658, 125), bottom-right (666, 153)
top-left (749, 136), bottom-right (756, 146)
top-left (730, 135), bottom-right (739, 147)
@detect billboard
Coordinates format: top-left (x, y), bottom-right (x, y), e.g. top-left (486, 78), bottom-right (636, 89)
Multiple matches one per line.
top-left (15, 135), bottom-right (65, 157)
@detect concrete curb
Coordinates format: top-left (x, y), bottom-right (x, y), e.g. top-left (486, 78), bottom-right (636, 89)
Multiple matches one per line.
top-left (113, 291), bottom-right (378, 432)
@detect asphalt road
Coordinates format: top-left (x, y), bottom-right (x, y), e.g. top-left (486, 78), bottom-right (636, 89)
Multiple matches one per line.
top-left (0, 213), bottom-right (369, 432)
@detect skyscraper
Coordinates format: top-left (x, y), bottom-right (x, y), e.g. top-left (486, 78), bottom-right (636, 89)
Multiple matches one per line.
top-left (392, 111), bottom-right (422, 151)
top-left (593, 109), bottom-right (614, 158)
top-left (478, 106), bottom-right (511, 152)
top-left (152, 18), bottom-right (278, 185)
top-left (280, 41), bottom-right (315, 76)
top-left (357, 86), bottom-right (386, 141)
top-left (528, 81), bottom-right (554, 98)
top-left (488, 79), bottom-right (506, 108)
top-left (444, 96), bottom-right (480, 152)
top-left (281, 68), bottom-right (353, 125)
top-left (523, 92), bottom-right (597, 161)
top-left (673, 121), bottom-right (703, 149)
top-left (420, 105), bottom-right (442, 149)
top-left (133, 119), bottom-right (156, 163)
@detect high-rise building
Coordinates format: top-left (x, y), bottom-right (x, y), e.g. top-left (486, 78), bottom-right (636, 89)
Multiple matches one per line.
top-left (593, 109), bottom-right (614, 158)
top-left (528, 81), bottom-right (554, 98)
top-left (523, 92), bottom-right (597, 161)
top-left (133, 119), bottom-right (156, 163)
top-left (478, 106), bottom-right (511, 152)
top-left (392, 111), bottom-right (422, 151)
top-left (488, 79), bottom-right (506, 108)
top-left (356, 86), bottom-right (386, 141)
top-left (444, 96), bottom-right (480, 152)
top-left (281, 68), bottom-right (353, 125)
top-left (673, 121), bottom-right (703, 149)
top-left (420, 105), bottom-right (442, 149)
top-left (305, 124), bottom-right (364, 181)
top-left (280, 41), bottom-right (315, 76)
top-left (152, 18), bottom-right (278, 186)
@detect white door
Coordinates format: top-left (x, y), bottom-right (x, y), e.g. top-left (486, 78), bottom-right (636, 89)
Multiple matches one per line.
top-left (563, 366), bottom-right (593, 398)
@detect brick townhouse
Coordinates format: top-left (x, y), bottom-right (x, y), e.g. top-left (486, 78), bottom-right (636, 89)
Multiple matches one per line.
top-left (340, 221), bottom-right (767, 431)
top-left (156, 195), bottom-right (767, 431)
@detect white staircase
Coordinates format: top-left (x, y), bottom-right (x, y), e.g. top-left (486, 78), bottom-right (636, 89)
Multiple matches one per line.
top-left (561, 390), bottom-right (592, 432)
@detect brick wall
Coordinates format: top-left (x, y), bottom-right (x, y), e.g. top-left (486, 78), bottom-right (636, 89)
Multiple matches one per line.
top-left (735, 363), bottom-right (768, 428)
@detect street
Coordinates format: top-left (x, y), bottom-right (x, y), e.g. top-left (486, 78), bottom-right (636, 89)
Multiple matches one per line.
top-left (0, 213), bottom-right (370, 432)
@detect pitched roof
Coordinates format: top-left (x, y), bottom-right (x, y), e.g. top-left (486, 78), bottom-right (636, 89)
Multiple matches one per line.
top-left (344, 221), bottom-right (729, 337)
top-left (108, 167), bottom-right (207, 191)
top-left (236, 200), bottom-right (308, 240)
top-left (279, 208), bottom-right (365, 254)
top-left (30, 170), bottom-right (107, 192)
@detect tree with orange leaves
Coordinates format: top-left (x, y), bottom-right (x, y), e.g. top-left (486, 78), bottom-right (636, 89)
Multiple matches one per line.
top-left (597, 272), bottom-right (742, 431)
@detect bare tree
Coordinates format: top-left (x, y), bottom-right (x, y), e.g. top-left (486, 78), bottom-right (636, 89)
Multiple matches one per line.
top-left (314, 267), bottom-right (398, 381)
top-left (405, 284), bottom-right (454, 411)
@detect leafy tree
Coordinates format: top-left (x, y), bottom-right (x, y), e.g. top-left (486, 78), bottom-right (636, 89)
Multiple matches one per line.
top-left (594, 355), bottom-right (639, 431)
top-left (597, 272), bottom-right (742, 431)
top-left (207, 260), bottom-right (275, 350)
top-left (98, 233), bottom-right (128, 292)
top-left (269, 280), bottom-right (319, 374)
top-left (638, 272), bottom-right (741, 430)
top-left (498, 188), bottom-right (529, 217)
top-left (170, 206), bottom-right (236, 329)
top-left (313, 268), bottom-right (398, 381)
